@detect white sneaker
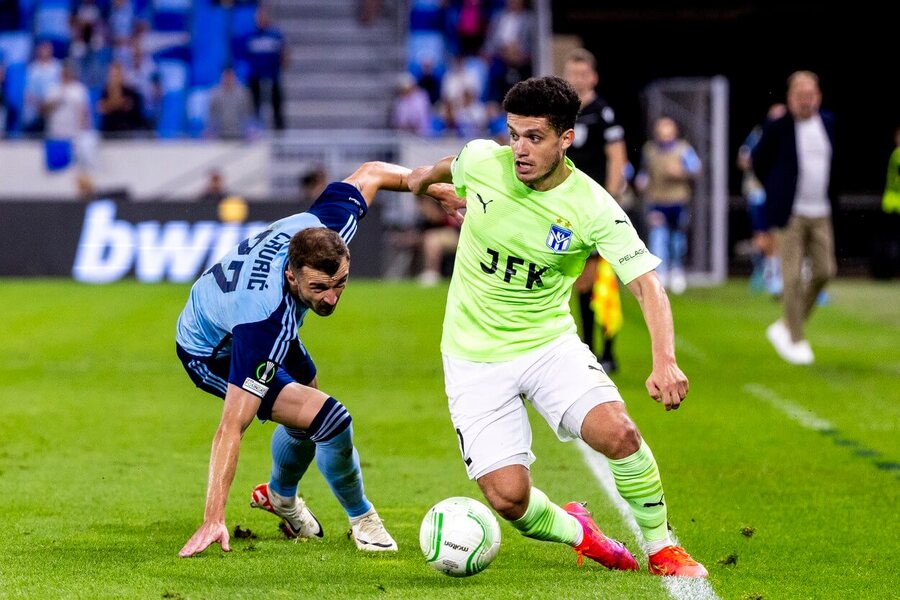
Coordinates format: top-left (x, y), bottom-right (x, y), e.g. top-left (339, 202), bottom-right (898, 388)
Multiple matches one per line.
top-left (794, 339), bottom-right (815, 364)
top-left (417, 270), bottom-right (440, 288)
top-left (250, 483), bottom-right (324, 539)
top-left (766, 321), bottom-right (813, 365)
top-left (349, 509), bottom-right (398, 551)
top-left (669, 269), bottom-right (687, 295)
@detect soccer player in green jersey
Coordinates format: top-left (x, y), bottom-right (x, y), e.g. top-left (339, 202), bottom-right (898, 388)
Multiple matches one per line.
top-left (407, 76), bottom-right (707, 577)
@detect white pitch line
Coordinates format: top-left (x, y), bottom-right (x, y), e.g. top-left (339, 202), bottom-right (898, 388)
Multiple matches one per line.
top-left (743, 383), bottom-right (835, 432)
top-left (577, 441), bottom-right (722, 600)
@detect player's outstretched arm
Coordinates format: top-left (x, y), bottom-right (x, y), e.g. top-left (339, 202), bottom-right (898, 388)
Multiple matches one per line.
top-left (626, 271), bottom-right (689, 411)
top-left (179, 386), bottom-right (260, 557)
top-left (407, 155), bottom-right (455, 196)
top-left (343, 160), bottom-right (464, 222)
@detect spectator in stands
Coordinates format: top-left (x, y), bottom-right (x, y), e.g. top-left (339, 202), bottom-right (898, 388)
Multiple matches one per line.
top-left (70, 0), bottom-right (110, 89)
top-left (484, 0), bottom-right (534, 60)
top-left (300, 164), bottom-right (329, 205)
top-left (483, 0), bottom-right (534, 106)
top-left (24, 42), bottom-right (62, 133)
top-left (416, 59), bottom-right (442, 106)
top-left (635, 116), bottom-right (702, 295)
top-left (391, 73), bottom-right (431, 136)
top-left (440, 55), bottom-right (484, 112)
top-left (442, 85), bottom-right (487, 138)
top-left (45, 60), bottom-right (97, 176)
top-left (453, 0), bottom-right (490, 56)
top-left (208, 67), bottom-right (254, 140)
top-left (122, 40), bottom-right (159, 124)
top-left (109, 0), bottom-right (136, 48)
top-left (417, 193), bottom-right (461, 286)
top-left (198, 169), bottom-right (227, 204)
top-left (98, 62), bottom-right (145, 134)
top-left (753, 71), bottom-right (837, 366)
top-left (239, 7), bottom-right (287, 130)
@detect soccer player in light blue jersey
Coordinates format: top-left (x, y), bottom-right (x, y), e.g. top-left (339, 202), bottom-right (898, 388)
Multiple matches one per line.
top-left (176, 161), bottom-right (463, 558)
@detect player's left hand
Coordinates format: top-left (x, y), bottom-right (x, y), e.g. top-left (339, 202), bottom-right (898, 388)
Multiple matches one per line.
top-left (646, 362), bottom-right (689, 411)
top-left (179, 520), bottom-right (231, 558)
top-left (425, 183), bottom-right (466, 225)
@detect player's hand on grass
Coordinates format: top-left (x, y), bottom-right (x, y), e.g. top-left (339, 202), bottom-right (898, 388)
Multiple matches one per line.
top-left (179, 520), bottom-right (231, 557)
top-left (425, 183), bottom-right (466, 224)
top-left (646, 362), bottom-right (689, 411)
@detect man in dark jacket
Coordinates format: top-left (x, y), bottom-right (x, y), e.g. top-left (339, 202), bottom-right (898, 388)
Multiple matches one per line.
top-left (752, 71), bottom-right (837, 365)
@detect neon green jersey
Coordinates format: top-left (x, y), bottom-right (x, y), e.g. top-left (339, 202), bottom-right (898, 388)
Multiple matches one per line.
top-left (442, 139), bottom-right (661, 362)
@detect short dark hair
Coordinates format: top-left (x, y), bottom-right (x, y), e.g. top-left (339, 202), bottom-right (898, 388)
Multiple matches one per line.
top-left (288, 227), bottom-right (349, 275)
top-left (502, 76), bottom-right (581, 135)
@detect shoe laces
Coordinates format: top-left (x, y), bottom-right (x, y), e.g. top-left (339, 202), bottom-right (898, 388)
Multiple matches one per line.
top-left (574, 547), bottom-right (586, 568)
top-left (272, 495), bottom-right (307, 522)
top-left (658, 545), bottom-right (695, 565)
top-left (355, 513), bottom-right (392, 544)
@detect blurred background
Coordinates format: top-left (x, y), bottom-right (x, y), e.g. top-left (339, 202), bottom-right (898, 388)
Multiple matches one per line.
top-left (0, 0), bottom-right (897, 285)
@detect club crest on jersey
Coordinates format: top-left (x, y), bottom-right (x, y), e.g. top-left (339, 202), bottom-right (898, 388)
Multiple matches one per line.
top-left (546, 223), bottom-right (573, 252)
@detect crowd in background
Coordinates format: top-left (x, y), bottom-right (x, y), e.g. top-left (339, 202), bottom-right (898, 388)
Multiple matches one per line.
top-left (393, 0), bottom-right (535, 139)
top-left (0, 0), bottom-right (283, 143)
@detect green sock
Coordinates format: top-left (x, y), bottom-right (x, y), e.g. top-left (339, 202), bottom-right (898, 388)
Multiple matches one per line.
top-left (510, 487), bottom-right (580, 545)
top-left (608, 440), bottom-right (670, 546)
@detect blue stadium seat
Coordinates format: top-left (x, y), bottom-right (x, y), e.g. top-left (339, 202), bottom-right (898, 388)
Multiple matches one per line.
top-left (185, 86), bottom-right (211, 138)
top-left (156, 58), bottom-right (188, 138)
top-left (191, 0), bottom-right (227, 87)
top-left (33, 0), bottom-right (71, 58)
top-left (0, 31), bottom-right (32, 133)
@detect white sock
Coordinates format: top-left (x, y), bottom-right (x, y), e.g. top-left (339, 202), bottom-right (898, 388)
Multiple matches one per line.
top-left (645, 537), bottom-right (672, 556)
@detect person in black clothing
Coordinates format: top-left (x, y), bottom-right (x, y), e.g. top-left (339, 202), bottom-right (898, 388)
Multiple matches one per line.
top-left (98, 62), bottom-right (145, 134)
top-left (564, 48), bottom-right (628, 373)
top-left (238, 7), bottom-right (287, 130)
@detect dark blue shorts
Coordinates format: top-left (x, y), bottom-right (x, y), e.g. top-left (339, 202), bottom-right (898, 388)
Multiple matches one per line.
top-left (647, 204), bottom-right (690, 231)
top-left (176, 340), bottom-right (317, 421)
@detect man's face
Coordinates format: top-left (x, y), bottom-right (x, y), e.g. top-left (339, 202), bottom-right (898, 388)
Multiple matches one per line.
top-left (654, 117), bottom-right (678, 143)
top-left (287, 258), bottom-right (349, 317)
top-left (507, 114), bottom-right (573, 188)
top-left (787, 77), bottom-right (821, 121)
top-left (563, 60), bottom-right (597, 97)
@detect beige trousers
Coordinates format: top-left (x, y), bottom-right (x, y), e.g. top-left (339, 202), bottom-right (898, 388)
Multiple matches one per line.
top-left (773, 215), bottom-right (837, 342)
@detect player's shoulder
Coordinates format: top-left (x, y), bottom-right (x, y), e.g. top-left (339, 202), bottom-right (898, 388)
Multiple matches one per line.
top-left (458, 138), bottom-right (507, 162)
top-left (569, 168), bottom-right (615, 211)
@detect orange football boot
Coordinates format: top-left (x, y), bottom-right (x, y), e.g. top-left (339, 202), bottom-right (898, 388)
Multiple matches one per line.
top-left (648, 545), bottom-right (709, 578)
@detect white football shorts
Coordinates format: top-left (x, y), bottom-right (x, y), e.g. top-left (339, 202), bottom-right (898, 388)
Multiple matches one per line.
top-left (442, 332), bottom-right (623, 480)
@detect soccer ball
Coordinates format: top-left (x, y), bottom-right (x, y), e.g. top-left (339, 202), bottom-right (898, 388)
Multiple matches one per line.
top-left (419, 496), bottom-right (501, 577)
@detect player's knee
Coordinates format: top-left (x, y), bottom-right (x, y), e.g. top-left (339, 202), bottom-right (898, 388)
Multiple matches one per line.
top-left (606, 417), bottom-right (641, 459)
top-left (484, 488), bottom-right (528, 521)
top-left (479, 473), bottom-right (530, 520)
top-left (285, 396), bottom-right (352, 443)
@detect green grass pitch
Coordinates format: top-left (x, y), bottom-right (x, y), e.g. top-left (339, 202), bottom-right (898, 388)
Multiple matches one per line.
top-left (0, 279), bottom-right (897, 599)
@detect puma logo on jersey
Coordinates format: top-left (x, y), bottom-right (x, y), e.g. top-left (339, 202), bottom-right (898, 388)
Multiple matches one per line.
top-left (615, 219), bottom-right (628, 225)
top-left (476, 193), bottom-right (494, 213)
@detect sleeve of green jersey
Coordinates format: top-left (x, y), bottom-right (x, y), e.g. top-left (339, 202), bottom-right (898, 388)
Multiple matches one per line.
top-left (450, 139), bottom-right (500, 198)
top-left (588, 193), bottom-right (661, 284)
